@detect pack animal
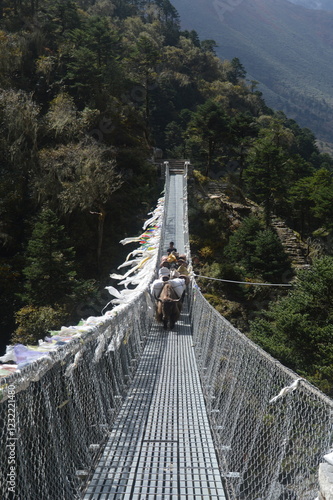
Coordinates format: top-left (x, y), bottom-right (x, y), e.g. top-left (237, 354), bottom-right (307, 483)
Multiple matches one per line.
top-left (156, 282), bottom-right (182, 330)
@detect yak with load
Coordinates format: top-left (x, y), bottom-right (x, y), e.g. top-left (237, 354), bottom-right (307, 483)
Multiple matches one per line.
top-left (155, 281), bottom-right (182, 330)
top-left (151, 275), bottom-right (188, 330)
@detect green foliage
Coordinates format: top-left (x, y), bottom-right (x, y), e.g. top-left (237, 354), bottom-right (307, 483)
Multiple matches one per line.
top-left (189, 197), bottom-right (230, 260)
top-left (239, 113), bottom-right (333, 228)
top-left (45, 92), bottom-right (81, 141)
top-left (200, 39), bottom-right (217, 54)
top-left (0, 31), bottom-right (22, 87)
top-left (309, 168), bottom-right (333, 229)
top-left (22, 208), bottom-right (94, 308)
top-left (0, 89), bottom-right (39, 166)
top-left (188, 100), bottom-right (231, 175)
top-left (244, 140), bottom-right (289, 223)
top-left (12, 305), bottom-right (68, 345)
top-left (37, 140), bottom-right (122, 213)
top-left (224, 216), bottom-right (291, 282)
top-left (224, 216), bottom-right (262, 264)
top-left (250, 256), bottom-right (333, 394)
top-left (62, 16), bottom-right (121, 103)
top-left (195, 262), bottom-right (225, 296)
top-left (0, 262), bottom-right (21, 349)
top-left (228, 57), bottom-right (246, 84)
top-left (288, 167), bottom-right (333, 235)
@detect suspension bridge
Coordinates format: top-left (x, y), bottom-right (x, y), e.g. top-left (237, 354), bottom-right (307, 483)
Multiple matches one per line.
top-left (0, 161), bottom-right (332, 500)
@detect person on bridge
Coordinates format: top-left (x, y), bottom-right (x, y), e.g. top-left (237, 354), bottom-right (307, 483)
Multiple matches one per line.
top-left (158, 261), bottom-right (171, 279)
top-left (176, 259), bottom-right (189, 276)
top-left (166, 242), bottom-right (177, 254)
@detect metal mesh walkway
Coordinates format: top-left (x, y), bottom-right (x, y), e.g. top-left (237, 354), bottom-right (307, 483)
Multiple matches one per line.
top-left (82, 166), bottom-right (226, 498)
top-left (163, 172), bottom-right (186, 255)
top-left (82, 302), bottom-right (226, 499)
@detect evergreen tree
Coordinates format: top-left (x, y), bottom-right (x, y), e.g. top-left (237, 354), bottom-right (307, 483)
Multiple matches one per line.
top-left (62, 16), bottom-right (121, 104)
top-left (224, 216), bottom-right (263, 270)
top-left (309, 168), bottom-right (333, 231)
top-left (244, 140), bottom-right (288, 224)
top-left (250, 256), bottom-right (333, 394)
top-left (22, 208), bottom-right (84, 307)
top-left (251, 229), bottom-right (292, 282)
top-left (188, 100), bottom-right (231, 176)
top-left (288, 175), bottom-right (315, 236)
top-left (228, 57), bottom-right (246, 84)
top-left (224, 216), bottom-right (291, 282)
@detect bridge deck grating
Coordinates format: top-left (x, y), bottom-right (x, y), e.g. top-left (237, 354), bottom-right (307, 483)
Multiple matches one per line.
top-left (82, 301), bottom-right (226, 499)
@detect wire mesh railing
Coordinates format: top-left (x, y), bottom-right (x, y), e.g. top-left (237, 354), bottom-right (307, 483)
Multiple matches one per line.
top-left (189, 284), bottom-right (333, 500)
top-left (0, 290), bottom-right (156, 499)
top-left (0, 183), bottom-right (169, 500)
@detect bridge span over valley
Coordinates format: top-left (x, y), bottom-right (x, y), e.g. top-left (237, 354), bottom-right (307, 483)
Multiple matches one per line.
top-left (0, 160), bottom-right (332, 500)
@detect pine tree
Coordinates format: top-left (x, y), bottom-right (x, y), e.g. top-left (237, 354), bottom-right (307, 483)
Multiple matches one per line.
top-left (250, 256), bottom-right (333, 395)
top-left (22, 208), bottom-right (79, 307)
top-left (224, 216), bottom-right (291, 282)
top-left (188, 100), bottom-right (230, 176)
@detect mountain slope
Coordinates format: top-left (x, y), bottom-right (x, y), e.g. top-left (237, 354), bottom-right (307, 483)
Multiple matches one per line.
top-left (172, 0), bottom-right (333, 145)
top-left (289, 0), bottom-right (333, 10)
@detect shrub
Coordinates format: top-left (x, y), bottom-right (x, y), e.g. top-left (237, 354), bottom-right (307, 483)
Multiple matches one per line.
top-left (12, 305), bottom-right (67, 345)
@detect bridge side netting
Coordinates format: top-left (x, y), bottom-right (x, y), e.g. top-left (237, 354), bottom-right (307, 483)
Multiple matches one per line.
top-left (1, 292), bottom-right (155, 499)
top-left (0, 188), bottom-right (169, 499)
top-left (189, 284), bottom-right (333, 500)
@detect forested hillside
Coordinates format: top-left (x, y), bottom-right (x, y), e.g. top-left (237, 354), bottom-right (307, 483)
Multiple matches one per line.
top-left (1, 0), bottom-right (259, 350)
top-left (1, 0), bottom-right (333, 394)
top-left (171, 0), bottom-right (333, 150)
